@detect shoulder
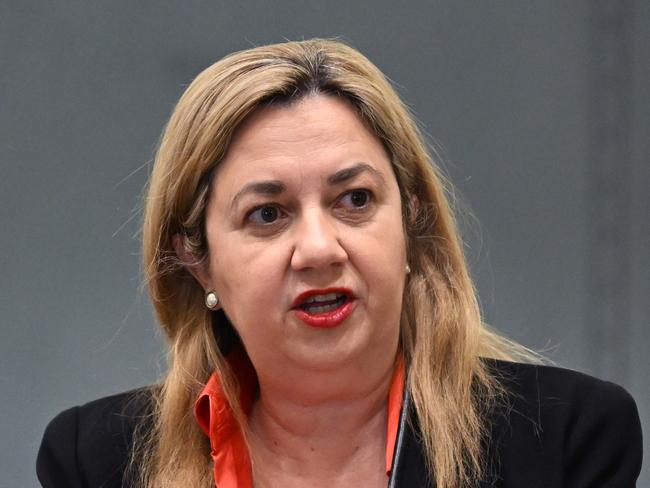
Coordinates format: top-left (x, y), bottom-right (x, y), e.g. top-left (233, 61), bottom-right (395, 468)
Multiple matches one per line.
top-left (486, 359), bottom-right (642, 438)
top-left (487, 358), bottom-right (634, 401)
top-left (36, 387), bottom-right (154, 488)
top-left (483, 359), bottom-right (643, 486)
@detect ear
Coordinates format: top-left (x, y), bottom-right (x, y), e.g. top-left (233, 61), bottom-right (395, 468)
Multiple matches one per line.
top-left (172, 233), bottom-right (212, 291)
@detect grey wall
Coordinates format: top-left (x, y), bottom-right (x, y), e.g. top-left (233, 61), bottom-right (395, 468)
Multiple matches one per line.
top-left (1, 2), bottom-right (648, 486)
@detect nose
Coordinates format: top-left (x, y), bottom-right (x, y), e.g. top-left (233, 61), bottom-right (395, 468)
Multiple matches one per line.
top-left (290, 208), bottom-right (348, 272)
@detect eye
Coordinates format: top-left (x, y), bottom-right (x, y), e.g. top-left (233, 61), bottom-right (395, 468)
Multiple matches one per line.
top-left (339, 189), bottom-right (372, 209)
top-left (247, 205), bottom-right (284, 225)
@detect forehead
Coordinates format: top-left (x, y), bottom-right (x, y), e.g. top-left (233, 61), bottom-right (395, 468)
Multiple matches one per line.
top-left (213, 95), bottom-right (392, 186)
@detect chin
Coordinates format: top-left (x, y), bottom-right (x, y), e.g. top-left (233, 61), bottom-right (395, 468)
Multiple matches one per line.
top-left (290, 330), bottom-right (386, 372)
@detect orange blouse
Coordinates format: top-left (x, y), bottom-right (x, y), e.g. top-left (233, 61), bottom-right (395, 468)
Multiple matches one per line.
top-left (194, 350), bottom-right (405, 488)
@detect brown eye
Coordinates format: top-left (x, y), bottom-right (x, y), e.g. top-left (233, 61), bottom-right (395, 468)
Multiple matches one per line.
top-left (248, 205), bottom-right (282, 224)
top-left (340, 189), bottom-right (372, 209)
top-left (260, 206), bottom-right (278, 222)
top-left (350, 190), bottom-right (369, 207)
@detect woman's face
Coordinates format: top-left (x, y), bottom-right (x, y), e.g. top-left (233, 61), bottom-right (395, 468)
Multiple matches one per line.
top-left (199, 95), bottom-right (408, 375)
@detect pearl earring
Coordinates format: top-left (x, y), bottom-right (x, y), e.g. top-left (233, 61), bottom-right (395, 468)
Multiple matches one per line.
top-left (405, 264), bottom-right (411, 274)
top-left (205, 291), bottom-right (219, 310)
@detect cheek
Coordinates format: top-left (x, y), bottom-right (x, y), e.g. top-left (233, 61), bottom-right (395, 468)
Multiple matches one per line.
top-left (373, 216), bottom-right (407, 304)
top-left (210, 236), bottom-right (288, 331)
top-left (365, 252), bottom-right (406, 308)
top-left (349, 220), bottom-right (407, 305)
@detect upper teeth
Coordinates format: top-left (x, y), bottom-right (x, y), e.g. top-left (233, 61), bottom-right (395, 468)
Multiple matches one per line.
top-left (304, 292), bottom-right (342, 304)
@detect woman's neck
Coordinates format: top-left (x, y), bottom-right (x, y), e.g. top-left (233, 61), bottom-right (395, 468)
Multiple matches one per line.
top-left (248, 360), bottom-right (395, 488)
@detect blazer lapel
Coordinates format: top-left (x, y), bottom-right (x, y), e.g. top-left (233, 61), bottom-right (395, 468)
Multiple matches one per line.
top-left (387, 389), bottom-right (436, 487)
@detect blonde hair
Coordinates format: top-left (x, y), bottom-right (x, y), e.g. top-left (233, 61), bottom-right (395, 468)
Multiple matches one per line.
top-left (136, 38), bottom-right (543, 488)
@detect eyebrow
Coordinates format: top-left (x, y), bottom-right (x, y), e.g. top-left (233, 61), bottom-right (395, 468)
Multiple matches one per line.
top-left (230, 162), bottom-right (386, 210)
top-left (231, 180), bottom-right (287, 210)
top-left (327, 162), bottom-right (386, 186)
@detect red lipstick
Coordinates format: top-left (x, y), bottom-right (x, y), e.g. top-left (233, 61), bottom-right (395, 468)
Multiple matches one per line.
top-left (291, 287), bottom-right (357, 329)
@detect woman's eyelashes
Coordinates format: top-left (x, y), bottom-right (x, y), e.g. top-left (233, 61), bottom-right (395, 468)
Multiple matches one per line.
top-left (244, 188), bottom-right (375, 228)
top-left (246, 204), bottom-right (287, 226)
top-left (337, 189), bottom-right (373, 211)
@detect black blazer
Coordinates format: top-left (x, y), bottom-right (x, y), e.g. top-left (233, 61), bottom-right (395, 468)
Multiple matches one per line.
top-left (36, 360), bottom-right (643, 487)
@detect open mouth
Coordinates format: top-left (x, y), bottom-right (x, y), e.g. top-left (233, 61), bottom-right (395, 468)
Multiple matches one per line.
top-left (292, 289), bottom-right (357, 328)
top-left (299, 292), bottom-right (349, 315)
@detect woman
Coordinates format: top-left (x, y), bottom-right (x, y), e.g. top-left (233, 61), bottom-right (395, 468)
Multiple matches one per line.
top-left (37, 39), bottom-right (642, 488)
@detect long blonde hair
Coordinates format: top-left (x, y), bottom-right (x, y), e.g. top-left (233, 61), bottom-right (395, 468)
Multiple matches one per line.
top-left (136, 38), bottom-right (542, 488)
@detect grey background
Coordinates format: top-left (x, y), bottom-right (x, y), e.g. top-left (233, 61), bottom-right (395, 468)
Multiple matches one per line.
top-left (1, 1), bottom-right (648, 486)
